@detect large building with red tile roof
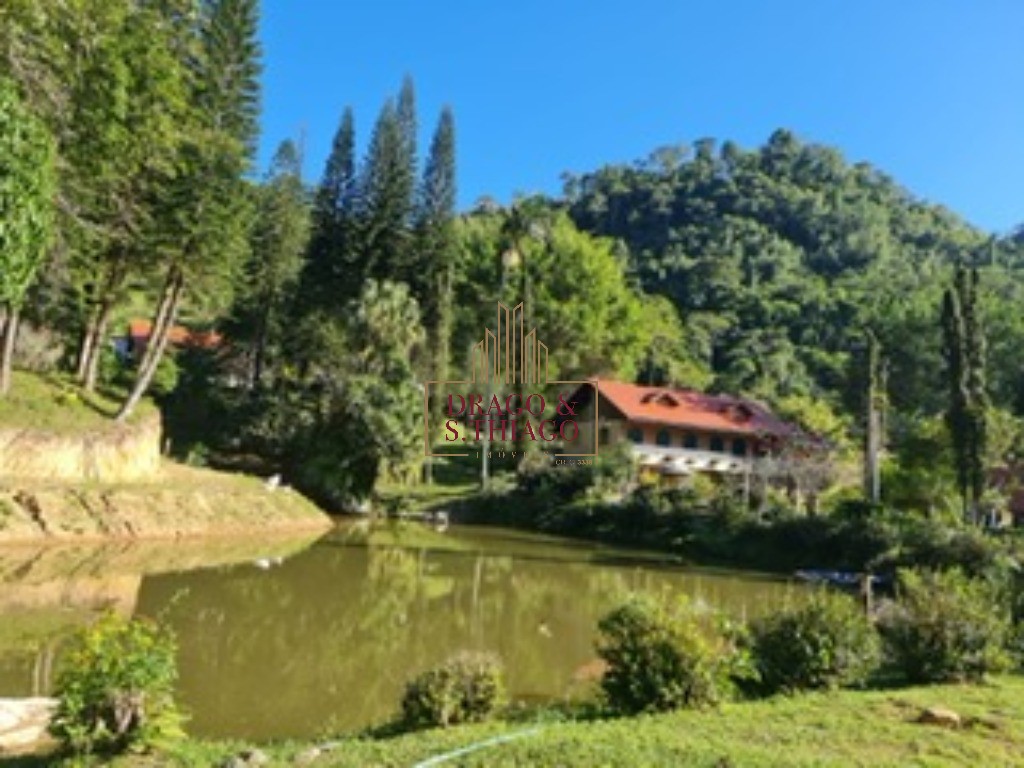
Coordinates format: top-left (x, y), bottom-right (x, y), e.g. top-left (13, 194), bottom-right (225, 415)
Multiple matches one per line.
top-left (571, 380), bottom-right (804, 479)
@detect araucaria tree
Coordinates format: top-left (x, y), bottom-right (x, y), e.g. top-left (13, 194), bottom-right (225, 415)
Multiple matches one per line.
top-left (415, 106), bottom-right (457, 382)
top-left (0, 78), bottom-right (55, 395)
top-left (940, 265), bottom-right (989, 520)
top-left (232, 139), bottom-right (310, 387)
top-left (359, 96), bottom-right (416, 286)
top-left (299, 107), bottom-right (358, 311)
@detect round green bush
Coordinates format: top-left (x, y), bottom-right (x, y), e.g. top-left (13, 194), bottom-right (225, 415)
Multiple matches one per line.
top-left (401, 651), bottom-right (505, 728)
top-left (748, 589), bottom-right (880, 694)
top-left (596, 595), bottom-right (744, 714)
top-left (878, 567), bottom-right (1012, 683)
top-left (50, 613), bottom-right (184, 755)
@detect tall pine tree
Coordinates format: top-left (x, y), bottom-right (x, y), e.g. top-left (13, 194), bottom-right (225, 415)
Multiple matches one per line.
top-left (67, 0), bottom-right (189, 391)
top-left (359, 98), bottom-right (415, 285)
top-left (300, 107), bottom-right (357, 309)
top-left (396, 75), bottom-right (417, 194)
top-left (233, 139), bottom-right (310, 387)
top-left (415, 106), bottom-right (457, 381)
top-left (117, 0), bottom-right (261, 420)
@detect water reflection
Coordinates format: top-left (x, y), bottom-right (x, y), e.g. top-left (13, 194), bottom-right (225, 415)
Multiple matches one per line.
top-left (0, 524), bottom-right (803, 741)
top-left (0, 533), bottom-right (322, 700)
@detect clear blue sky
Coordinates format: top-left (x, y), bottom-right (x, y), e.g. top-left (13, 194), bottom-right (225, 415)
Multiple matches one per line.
top-left (257, 0), bottom-right (1023, 234)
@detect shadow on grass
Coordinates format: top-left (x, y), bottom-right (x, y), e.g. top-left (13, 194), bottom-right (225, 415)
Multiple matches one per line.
top-left (0, 753), bottom-right (59, 767)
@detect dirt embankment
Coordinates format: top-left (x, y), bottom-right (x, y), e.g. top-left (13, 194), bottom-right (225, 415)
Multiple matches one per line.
top-left (0, 413), bottom-right (162, 482)
top-left (0, 410), bottom-right (333, 542)
top-left (0, 463), bottom-right (333, 543)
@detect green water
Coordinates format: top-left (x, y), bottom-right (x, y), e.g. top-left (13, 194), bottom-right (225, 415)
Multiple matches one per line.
top-left (0, 523), bottom-right (803, 741)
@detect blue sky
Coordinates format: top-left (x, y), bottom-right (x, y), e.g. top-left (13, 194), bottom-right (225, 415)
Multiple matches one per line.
top-left (257, 1), bottom-right (1023, 234)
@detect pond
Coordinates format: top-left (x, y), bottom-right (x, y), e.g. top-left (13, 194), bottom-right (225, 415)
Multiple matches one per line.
top-left (0, 522), bottom-right (805, 741)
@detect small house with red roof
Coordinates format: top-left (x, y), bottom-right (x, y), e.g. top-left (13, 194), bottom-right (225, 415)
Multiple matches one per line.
top-left (571, 380), bottom-right (804, 481)
top-left (126, 319), bottom-right (223, 361)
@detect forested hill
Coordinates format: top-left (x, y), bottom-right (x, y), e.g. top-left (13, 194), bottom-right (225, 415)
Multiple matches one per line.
top-left (557, 129), bottom-right (1024, 422)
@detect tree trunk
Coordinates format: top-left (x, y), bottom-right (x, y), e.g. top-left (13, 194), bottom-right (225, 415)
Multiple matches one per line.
top-left (116, 269), bottom-right (183, 422)
top-left (481, 433), bottom-right (489, 489)
top-left (0, 304), bottom-right (20, 396)
top-left (864, 332), bottom-right (882, 504)
top-left (83, 299), bottom-right (114, 392)
top-left (425, 265), bottom-right (456, 487)
top-left (251, 301), bottom-right (269, 389)
top-left (135, 266), bottom-right (179, 378)
top-left (77, 257), bottom-right (130, 387)
top-left (0, 308), bottom-right (7, 377)
top-left (865, 406), bottom-right (881, 504)
top-left (76, 315), bottom-right (96, 381)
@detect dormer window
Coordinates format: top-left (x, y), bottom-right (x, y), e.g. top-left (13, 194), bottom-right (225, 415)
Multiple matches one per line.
top-left (640, 391), bottom-right (679, 407)
top-left (721, 402), bottom-right (753, 423)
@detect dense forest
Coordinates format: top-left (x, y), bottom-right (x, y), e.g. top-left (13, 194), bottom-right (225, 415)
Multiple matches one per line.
top-left (2, 1), bottom-right (1023, 514)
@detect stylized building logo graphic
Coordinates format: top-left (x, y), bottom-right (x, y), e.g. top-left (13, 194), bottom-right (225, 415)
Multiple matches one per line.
top-left (469, 302), bottom-right (547, 384)
top-left (424, 301), bottom-right (598, 458)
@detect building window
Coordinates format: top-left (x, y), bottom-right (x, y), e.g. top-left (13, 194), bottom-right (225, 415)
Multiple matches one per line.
top-left (627, 428), bottom-right (644, 444)
top-left (683, 433), bottom-right (698, 449)
top-left (656, 429), bottom-right (671, 447)
top-left (732, 438), bottom-right (748, 457)
top-left (709, 436), bottom-right (725, 453)
top-left (599, 427), bottom-right (610, 446)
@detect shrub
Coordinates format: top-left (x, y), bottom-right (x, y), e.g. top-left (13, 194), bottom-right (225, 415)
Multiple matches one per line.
top-left (50, 613), bottom-right (184, 755)
top-left (517, 452), bottom-right (597, 501)
top-left (748, 590), bottom-right (880, 694)
top-left (401, 652), bottom-right (504, 728)
top-left (596, 594), bottom-right (745, 714)
top-left (877, 568), bottom-right (1012, 683)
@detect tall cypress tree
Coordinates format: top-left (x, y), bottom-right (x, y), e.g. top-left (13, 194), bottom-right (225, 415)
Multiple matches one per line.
top-left (941, 265), bottom-right (988, 519)
top-left (300, 107), bottom-right (357, 309)
top-left (962, 267), bottom-right (989, 511)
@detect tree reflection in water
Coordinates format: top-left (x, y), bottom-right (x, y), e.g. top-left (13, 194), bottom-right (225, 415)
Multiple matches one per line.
top-left (134, 524), bottom-right (800, 740)
top-left (0, 524), bottom-right (803, 741)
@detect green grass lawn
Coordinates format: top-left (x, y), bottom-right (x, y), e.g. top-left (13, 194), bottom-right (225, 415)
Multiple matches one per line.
top-left (299, 676), bottom-right (1024, 767)
top-left (10, 676), bottom-right (1024, 767)
top-left (0, 371), bottom-right (154, 433)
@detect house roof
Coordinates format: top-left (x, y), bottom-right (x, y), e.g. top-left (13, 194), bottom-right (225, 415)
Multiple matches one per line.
top-left (594, 380), bottom-right (798, 438)
top-left (129, 319), bottom-right (222, 350)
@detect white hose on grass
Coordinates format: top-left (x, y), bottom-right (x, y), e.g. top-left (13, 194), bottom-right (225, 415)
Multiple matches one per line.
top-left (411, 726), bottom-right (544, 767)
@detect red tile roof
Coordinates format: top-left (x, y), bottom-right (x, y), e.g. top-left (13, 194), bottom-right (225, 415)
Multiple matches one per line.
top-left (595, 380), bottom-right (797, 437)
top-left (129, 319), bottom-right (222, 350)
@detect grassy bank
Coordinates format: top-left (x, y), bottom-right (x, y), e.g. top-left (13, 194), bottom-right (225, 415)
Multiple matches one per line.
top-left (7, 675), bottom-right (1024, 767)
top-left (0, 372), bottom-right (156, 432)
